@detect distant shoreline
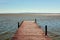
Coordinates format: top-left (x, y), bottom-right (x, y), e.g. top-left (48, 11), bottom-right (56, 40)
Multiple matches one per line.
top-left (0, 13), bottom-right (60, 16)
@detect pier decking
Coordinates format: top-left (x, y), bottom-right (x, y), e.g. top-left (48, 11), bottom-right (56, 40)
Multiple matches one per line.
top-left (12, 21), bottom-right (52, 40)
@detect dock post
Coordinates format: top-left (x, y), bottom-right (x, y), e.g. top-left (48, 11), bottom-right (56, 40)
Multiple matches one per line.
top-left (45, 25), bottom-right (47, 36)
top-left (35, 19), bottom-right (36, 23)
top-left (18, 22), bottom-right (20, 28)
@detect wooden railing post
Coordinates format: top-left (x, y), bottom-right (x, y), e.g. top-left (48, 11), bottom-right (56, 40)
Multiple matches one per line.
top-left (45, 25), bottom-right (47, 36)
top-left (35, 19), bottom-right (36, 23)
top-left (18, 22), bottom-right (20, 28)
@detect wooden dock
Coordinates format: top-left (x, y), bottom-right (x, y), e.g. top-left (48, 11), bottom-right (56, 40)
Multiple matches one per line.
top-left (11, 21), bottom-right (52, 40)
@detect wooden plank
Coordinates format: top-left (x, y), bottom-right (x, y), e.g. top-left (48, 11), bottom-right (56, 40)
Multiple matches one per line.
top-left (12, 21), bottom-right (52, 40)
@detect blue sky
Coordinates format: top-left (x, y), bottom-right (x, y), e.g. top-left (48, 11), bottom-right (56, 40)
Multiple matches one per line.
top-left (0, 0), bottom-right (60, 13)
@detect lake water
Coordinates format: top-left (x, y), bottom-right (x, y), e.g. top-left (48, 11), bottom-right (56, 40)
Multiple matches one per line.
top-left (0, 16), bottom-right (60, 40)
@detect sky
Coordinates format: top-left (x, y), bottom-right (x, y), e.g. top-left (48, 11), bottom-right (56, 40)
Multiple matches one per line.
top-left (0, 0), bottom-right (60, 13)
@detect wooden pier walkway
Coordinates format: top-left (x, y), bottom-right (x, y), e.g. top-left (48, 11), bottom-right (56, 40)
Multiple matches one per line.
top-left (12, 21), bottom-right (52, 40)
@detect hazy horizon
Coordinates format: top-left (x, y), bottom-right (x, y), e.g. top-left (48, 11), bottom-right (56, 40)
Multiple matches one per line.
top-left (0, 13), bottom-right (60, 16)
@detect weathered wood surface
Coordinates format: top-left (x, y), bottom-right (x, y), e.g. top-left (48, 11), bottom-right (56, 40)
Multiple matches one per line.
top-left (12, 21), bottom-right (52, 40)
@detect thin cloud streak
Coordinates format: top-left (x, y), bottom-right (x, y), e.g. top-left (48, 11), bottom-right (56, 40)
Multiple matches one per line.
top-left (0, 9), bottom-right (60, 13)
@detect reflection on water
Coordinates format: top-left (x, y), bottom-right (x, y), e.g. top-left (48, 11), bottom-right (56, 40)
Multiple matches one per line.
top-left (0, 16), bottom-right (60, 40)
